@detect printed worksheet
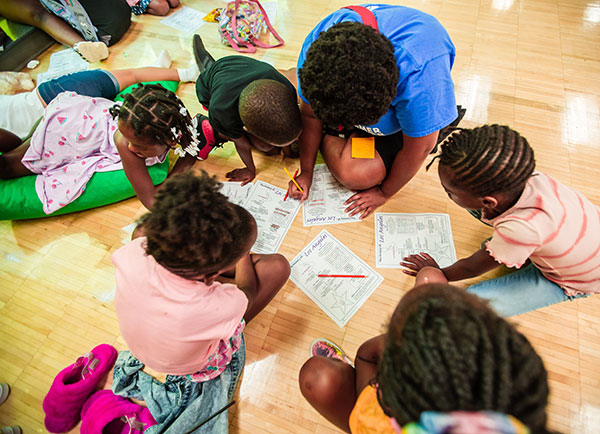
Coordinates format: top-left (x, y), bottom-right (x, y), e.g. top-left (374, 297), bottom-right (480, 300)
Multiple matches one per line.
top-left (36, 49), bottom-right (89, 84)
top-left (243, 181), bottom-right (301, 254)
top-left (290, 230), bottom-right (383, 328)
top-left (160, 6), bottom-right (207, 34)
top-left (303, 164), bottom-right (361, 226)
top-left (220, 182), bottom-right (255, 207)
top-left (375, 213), bottom-right (457, 268)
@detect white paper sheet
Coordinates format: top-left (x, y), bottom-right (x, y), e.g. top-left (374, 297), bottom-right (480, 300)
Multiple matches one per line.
top-left (374, 213), bottom-right (457, 268)
top-left (160, 6), bottom-right (207, 34)
top-left (220, 182), bottom-right (255, 207)
top-left (290, 230), bottom-right (383, 328)
top-left (36, 49), bottom-right (89, 84)
top-left (302, 164), bottom-right (361, 227)
top-left (242, 181), bottom-right (300, 254)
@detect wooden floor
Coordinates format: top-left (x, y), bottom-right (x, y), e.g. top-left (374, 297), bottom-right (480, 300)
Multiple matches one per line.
top-left (1, 0), bottom-right (600, 432)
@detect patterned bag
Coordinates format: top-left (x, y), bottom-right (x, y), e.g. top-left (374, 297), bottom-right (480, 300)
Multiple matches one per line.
top-left (218, 0), bottom-right (284, 53)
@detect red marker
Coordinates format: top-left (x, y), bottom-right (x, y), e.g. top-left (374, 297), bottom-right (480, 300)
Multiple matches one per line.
top-left (318, 274), bottom-right (367, 278)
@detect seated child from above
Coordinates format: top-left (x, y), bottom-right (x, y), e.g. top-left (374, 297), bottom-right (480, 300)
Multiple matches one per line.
top-left (402, 125), bottom-right (600, 316)
top-left (299, 268), bottom-right (552, 433)
top-left (192, 55), bottom-right (302, 185)
top-left (111, 171), bottom-right (290, 432)
top-left (0, 82), bottom-right (201, 213)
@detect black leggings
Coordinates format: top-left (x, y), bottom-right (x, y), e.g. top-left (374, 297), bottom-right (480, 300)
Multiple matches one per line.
top-left (79, 0), bottom-right (131, 46)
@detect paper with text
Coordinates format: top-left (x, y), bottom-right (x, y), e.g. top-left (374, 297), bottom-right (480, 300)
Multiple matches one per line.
top-left (243, 181), bottom-right (300, 254)
top-left (160, 6), bottom-right (207, 34)
top-left (303, 164), bottom-right (361, 227)
top-left (36, 49), bottom-right (89, 84)
top-left (290, 230), bottom-right (383, 328)
top-left (375, 213), bottom-right (457, 268)
top-left (220, 182), bottom-right (255, 207)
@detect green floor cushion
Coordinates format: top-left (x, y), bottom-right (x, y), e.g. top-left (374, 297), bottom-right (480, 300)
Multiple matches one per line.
top-left (0, 80), bottom-right (178, 221)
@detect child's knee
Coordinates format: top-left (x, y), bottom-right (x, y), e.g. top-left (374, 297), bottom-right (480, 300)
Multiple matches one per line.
top-left (255, 253), bottom-right (290, 281)
top-left (334, 163), bottom-right (383, 191)
top-left (299, 357), bottom-right (333, 398)
top-left (272, 253), bottom-right (291, 279)
top-left (147, 0), bottom-right (170, 15)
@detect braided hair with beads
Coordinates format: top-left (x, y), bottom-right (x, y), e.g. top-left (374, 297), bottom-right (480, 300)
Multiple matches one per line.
top-left (109, 83), bottom-right (197, 154)
top-left (430, 124), bottom-right (536, 196)
top-left (376, 284), bottom-right (551, 433)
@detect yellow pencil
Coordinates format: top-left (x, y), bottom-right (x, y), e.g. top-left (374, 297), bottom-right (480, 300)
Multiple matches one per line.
top-left (284, 167), bottom-right (304, 193)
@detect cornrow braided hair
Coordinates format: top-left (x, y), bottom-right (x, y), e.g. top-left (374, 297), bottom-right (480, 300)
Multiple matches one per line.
top-left (109, 83), bottom-right (194, 150)
top-left (377, 284), bottom-right (550, 433)
top-left (139, 171), bottom-right (255, 279)
top-left (429, 125), bottom-right (536, 196)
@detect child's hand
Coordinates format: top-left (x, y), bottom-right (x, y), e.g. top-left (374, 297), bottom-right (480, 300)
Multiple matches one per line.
top-left (344, 186), bottom-right (387, 218)
top-left (288, 171), bottom-right (311, 202)
top-left (226, 167), bottom-right (256, 185)
top-left (401, 253), bottom-right (441, 276)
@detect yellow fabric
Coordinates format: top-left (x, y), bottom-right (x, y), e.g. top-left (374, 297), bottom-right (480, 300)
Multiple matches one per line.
top-left (349, 385), bottom-right (396, 434)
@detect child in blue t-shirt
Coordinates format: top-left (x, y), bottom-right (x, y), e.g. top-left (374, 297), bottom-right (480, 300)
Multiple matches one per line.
top-left (288, 5), bottom-right (463, 218)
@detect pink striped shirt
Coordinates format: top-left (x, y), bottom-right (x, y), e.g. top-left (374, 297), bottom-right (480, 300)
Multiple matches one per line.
top-left (483, 172), bottom-right (600, 296)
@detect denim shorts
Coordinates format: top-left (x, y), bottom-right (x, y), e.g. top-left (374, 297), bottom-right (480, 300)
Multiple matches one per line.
top-left (467, 263), bottom-right (590, 317)
top-left (112, 335), bottom-right (246, 434)
top-left (37, 70), bottom-right (120, 105)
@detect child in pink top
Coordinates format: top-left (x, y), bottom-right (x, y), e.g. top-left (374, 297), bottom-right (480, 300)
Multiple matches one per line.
top-left (402, 125), bottom-right (599, 316)
top-left (1, 82), bottom-right (203, 212)
top-left (111, 171), bottom-right (290, 433)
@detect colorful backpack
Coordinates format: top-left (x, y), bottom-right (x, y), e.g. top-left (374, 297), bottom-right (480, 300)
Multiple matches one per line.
top-left (218, 0), bottom-right (284, 53)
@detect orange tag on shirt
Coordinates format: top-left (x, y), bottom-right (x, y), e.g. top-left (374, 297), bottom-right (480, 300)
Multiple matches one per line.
top-left (351, 137), bottom-right (375, 159)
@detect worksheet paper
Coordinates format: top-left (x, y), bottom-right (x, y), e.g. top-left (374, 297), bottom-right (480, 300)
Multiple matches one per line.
top-left (36, 49), bottom-right (89, 84)
top-left (374, 213), bottom-right (457, 268)
top-left (242, 181), bottom-right (300, 254)
top-left (160, 6), bottom-right (206, 34)
top-left (290, 230), bottom-right (383, 328)
top-left (220, 182), bottom-right (255, 207)
top-left (302, 164), bottom-right (360, 226)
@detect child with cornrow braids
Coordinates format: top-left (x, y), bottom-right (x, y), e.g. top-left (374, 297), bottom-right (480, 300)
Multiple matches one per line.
top-left (402, 124), bottom-right (600, 316)
top-left (299, 268), bottom-right (553, 433)
top-left (1, 83), bottom-right (202, 212)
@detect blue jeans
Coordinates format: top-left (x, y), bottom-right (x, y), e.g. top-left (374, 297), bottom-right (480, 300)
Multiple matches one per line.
top-left (37, 70), bottom-right (120, 104)
top-left (112, 335), bottom-right (246, 434)
top-left (467, 263), bottom-right (589, 317)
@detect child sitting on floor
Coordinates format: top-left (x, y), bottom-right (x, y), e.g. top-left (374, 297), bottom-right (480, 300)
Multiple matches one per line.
top-left (299, 268), bottom-right (552, 433)
top-left (111, 171), bottom-right (290, 433)
top-left (191, 52), bottom-right (302, 185)
top-left (0, 82), bottom-right (200, 213)
top-left (402, 124), bottom-right (600, 316)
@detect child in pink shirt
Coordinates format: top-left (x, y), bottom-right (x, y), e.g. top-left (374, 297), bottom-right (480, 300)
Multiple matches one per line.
top-left (402, 124), bottom-right (599, 316)
top-left (111, 171), bottom-right (290, 433)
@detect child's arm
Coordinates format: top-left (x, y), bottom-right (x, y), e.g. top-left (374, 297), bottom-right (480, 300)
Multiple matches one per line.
top-left (168, 153), bottom-right (197, 177)
top-left (234, 253), bottom-right (259, 304)
top-left (402, 248), bottom-right (501, 282)
top-left (227, 136), bottom-right (256, 185)
top-left (116, 140), bottom-right (157, 209)
top-left (110, 68), bottom-right (181, 92)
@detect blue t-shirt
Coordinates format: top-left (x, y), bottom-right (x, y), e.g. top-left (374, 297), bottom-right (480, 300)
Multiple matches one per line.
top-left (297, 4), bottom-right (457, 138)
